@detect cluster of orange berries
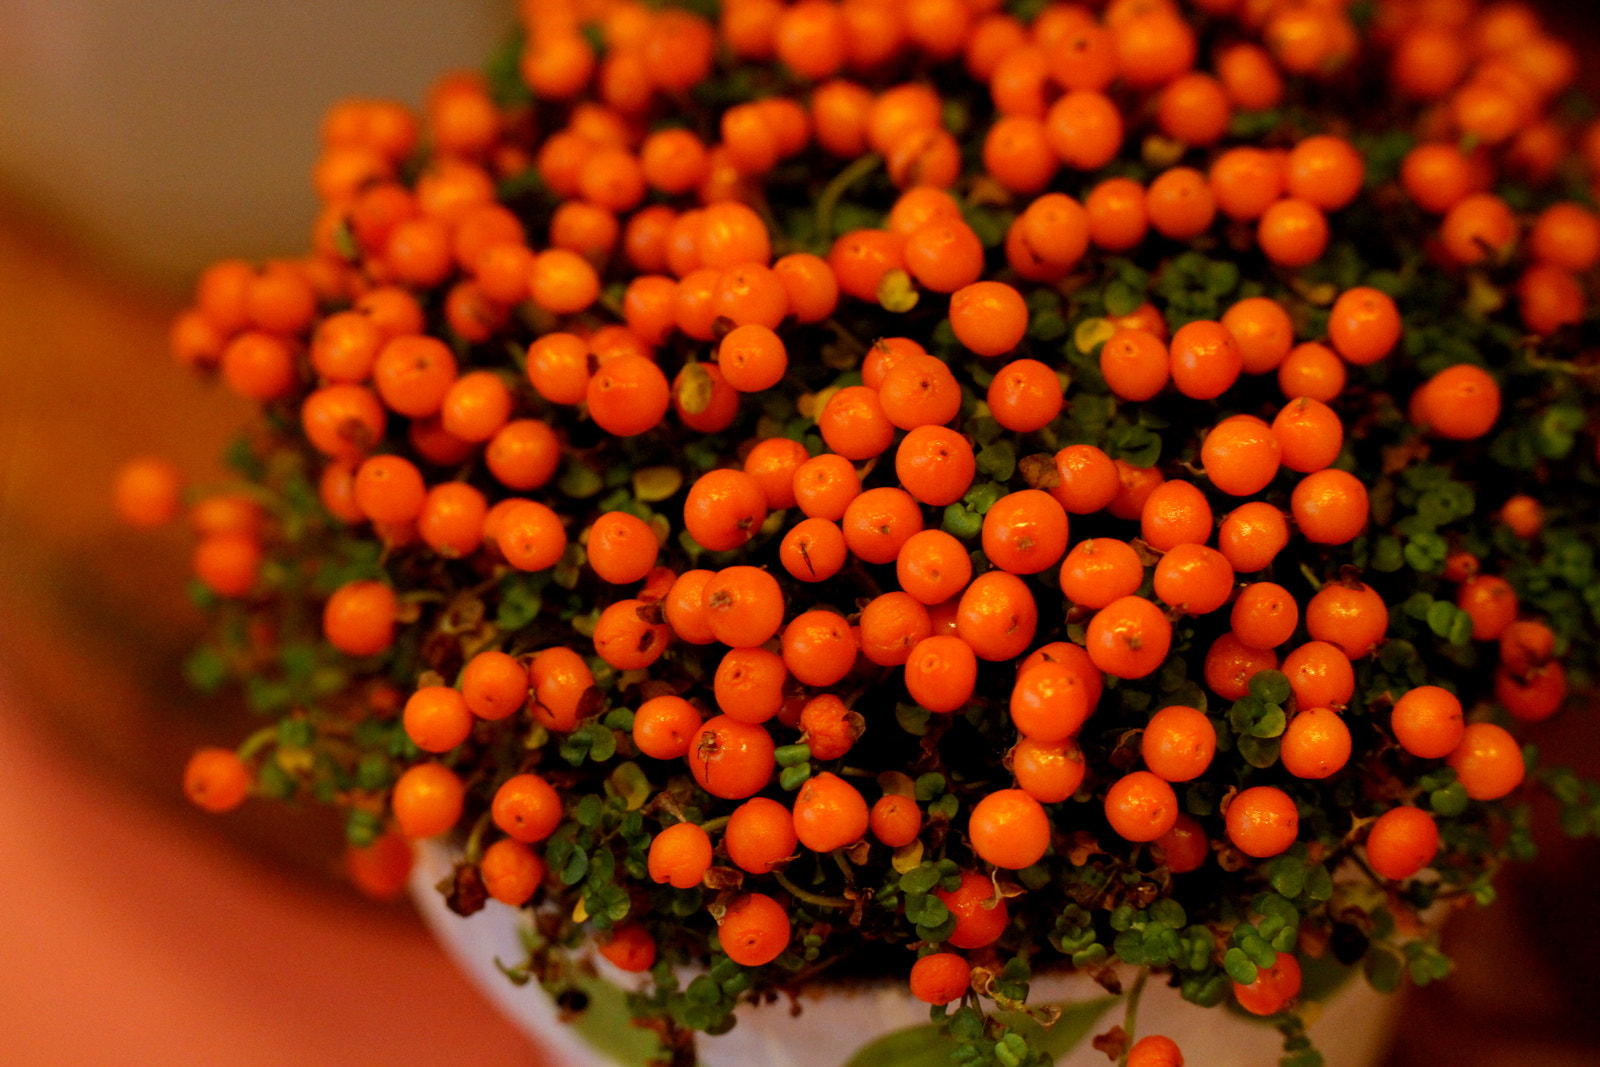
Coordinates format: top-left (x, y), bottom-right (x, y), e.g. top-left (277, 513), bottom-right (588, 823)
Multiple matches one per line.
top-left (117, 0), bottom-right (1600, 1061)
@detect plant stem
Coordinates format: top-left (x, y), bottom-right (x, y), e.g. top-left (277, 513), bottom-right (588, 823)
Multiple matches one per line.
top-left (815, 153), bottom-right (881, 245)
top-left (772, 868), bottom-right (852, 909)
top-left (238, 724), bottom-right (279, 761)
top-left (463, 809), bottom-right (493, 863)
top-left (1119, 966), bottom-right (1150, 1066)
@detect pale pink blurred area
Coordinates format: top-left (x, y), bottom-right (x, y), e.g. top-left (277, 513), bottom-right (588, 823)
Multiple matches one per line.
top-left (0, 0), bottom-right (509, 291)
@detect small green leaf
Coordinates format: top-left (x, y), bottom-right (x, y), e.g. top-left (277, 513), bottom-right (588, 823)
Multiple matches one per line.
top-left (183, 646), bottom-right (228, 693)
top-left (941, 504), bottom-right (983, 540)
top-left (605, 762), bottom-right (651, 810)
top-left (1225, 947), bottom-right (1259, 985)
top-left (1430, 781), bottom-right (1470, 817)
top-left (1363, 947), bottom-right (1403, 993)
top-left (780, 762), bottom-right (813, 791)
top-left (1238, 734), bottom-right (1282, 769)
top-left (976, 441), bottom-right (1017, 482)
top-left (1248, 670), bottom-right (1292, 706)
top-left (775, 743), bottom-right (813, 767)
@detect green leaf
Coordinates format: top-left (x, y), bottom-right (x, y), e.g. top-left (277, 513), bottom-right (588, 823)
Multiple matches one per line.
top-left (941, 504), bottom-right (983, 540)
top-left (497, 574), bottom-right (545, 630)
top-left (842, 1023), bottom-right (962, 1067)
top-left (574, 794), bottom-right (605, 828)
top-left (775, 743), bottom-right (813, 767)
top-left (976, 441), bottom-right (1017, 482)
top-left (559, 846), bottom-right (588, 886)
top-left (183, 645), bottom-right (228, 693)
top-left (1363, 947), bottom-right (1404, 993)
top-left (1266, 856), bottom-right (1308, 899)
top-left (1371, 535), bottom-right (1405, 572)
top-left (1430, 781), bottom-right (1470, 817)
top-left (1104, 279), bottom-right (1144, 317)
top-left (1225, 947), bottom-right (1259, 985)
top-left (1231, 695), bottom-right (1287, 738)
top-left (1238, 735), bottom-right (1282, 769)
top-left (1535, 403), bottom-right (1585, 459)
top-left (1425, 599), bottom-right (1460, 639)
top-left (1248, 670), bottom-right (1292, 706)
top-left (605, 762), bottom-right (651, 810)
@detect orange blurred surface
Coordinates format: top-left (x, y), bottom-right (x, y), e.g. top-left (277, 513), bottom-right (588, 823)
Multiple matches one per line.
top-left (0, 204), bottom-right (549, 1067)
top-left (0, 694), bottom-right (545, 1067)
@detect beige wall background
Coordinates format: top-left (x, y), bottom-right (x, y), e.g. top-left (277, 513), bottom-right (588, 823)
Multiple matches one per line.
top-left (0, 0), bottom-right (510, 293)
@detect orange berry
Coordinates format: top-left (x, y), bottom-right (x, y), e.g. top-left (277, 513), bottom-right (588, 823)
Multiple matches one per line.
top-left (718, 892), bottom-right (791, 966)
top-left (1446, 721), bottom-right (1526, 800)
top-left (323, 580), bottom-right (399, 657)
top-left (904, 634), bottom-right (979, 713)
top-left (934, 869), bottom-right (1009, 949)
top-left (183, 747), bottom-right (252, 813)
top-left (780, 516), bottom-right (849, 584)
top-left (392, 763), bottom-right (466, 839)
top-left (1010, 659), bottom-right (1093, 743)
top-left (684, 469), bottom-right (769, 553)
top-left (1105, 770), bottom-right (1180, 842)
top-left (1225, 785), bottom-right (1299, 858)
top-left (403, 685), bottom-right (474, 753)
top-left (858, 591), bottom-right (934, 668)
top-left (1202, 415), bottom-right (1282, 496)
top-left (1305, 580), bottom-right (1387, 658)
top-left (782, 609), bottom-right (859, 687)
top-left (1141, 705), bottom-right (1216, 783)
top-left (1127, 1035), bottom-right (1185, 1067)
top-left (113, 456), bottom-right (184, 528)
top-left (1291, 469), bottom-right (1368, 545)
top-left (949, 281), bottom-right (1028, 357)
top-left (1168, 319), bottom-right (1241, 400)
top-left (1280, 706), bottom-right (1352, 779)
top-left (870, 794), bottom-right (925, 848)
top-left (793, 771), bottom-right (870, 852)
top-left (631, 695), bottom-right (703, 761)
top-left (1365, 806), bottom-right (1441, 882)
top-left (648, 821), bottom-right (715, 888)
top-left (689, 714), bottom-right (776, 800)
top-left (726, 796), bottom-right (800, 874)
top-left (1086, 595), bottom-right (1172, 680)
top-left (1233, 951), bottom-right (1302, 1015)
top-left (969, 788), bottom-right (1050, 869)
top-left (910, 952), bottom-right (972, 1006)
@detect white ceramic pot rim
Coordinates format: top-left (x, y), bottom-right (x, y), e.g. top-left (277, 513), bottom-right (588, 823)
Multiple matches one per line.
top-left (409, 840), bottom-right (1403, 1067)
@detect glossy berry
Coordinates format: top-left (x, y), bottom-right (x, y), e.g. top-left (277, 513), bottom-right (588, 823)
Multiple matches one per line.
top-left (909, 952), bottom-right (971, 1006)
top-left (183, 748), bottom-right (252, 813)
top-left (718, 892), bottom-right (791, 966)
top-left (1447, 722), bottom-right (1526, 800)
top-left (1233, 952), bottom-right (1302, 1016)
top-left (1104, 771), bottom-right (1180, 842)
top-left (793, 771), bottom-right (870, 853)
top-left (935, 869), bottom-right (1009, 949)
top-left (648, 821), bottom-right (714, 888)
top-left (1127, 1035), bottom-right (1185, 1067)
top-left (1366, 806), bottom-right (1440, 882)
top-left (1225, 786), bottom-right (1299, 858)
top-left (969, 788), bottom-right (1050, 869)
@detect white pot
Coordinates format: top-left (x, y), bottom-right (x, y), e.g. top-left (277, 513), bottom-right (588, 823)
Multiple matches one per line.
top-left (410, 842), bottom-right (1400, 1067)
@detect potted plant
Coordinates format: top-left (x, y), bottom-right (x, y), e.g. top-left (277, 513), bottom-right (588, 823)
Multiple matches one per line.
top-left (118, 0), bottom-right (1600, 1063)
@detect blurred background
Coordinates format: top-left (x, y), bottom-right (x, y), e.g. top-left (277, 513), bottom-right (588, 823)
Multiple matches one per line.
top-left (0, 1), bottom-right (1597, 1065)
